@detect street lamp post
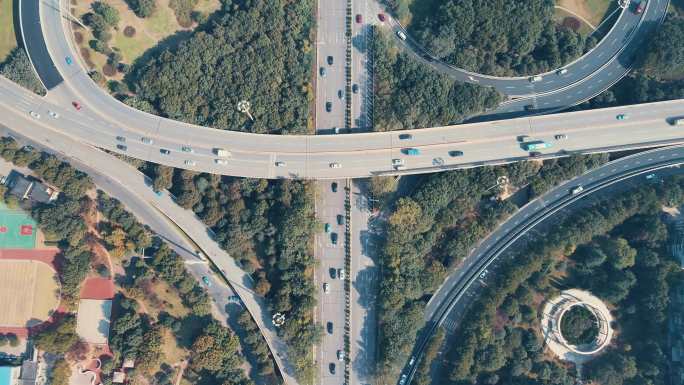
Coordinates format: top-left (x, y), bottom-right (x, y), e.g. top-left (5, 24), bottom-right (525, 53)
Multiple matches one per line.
top-left (237, 100), bottom-right (254, 121)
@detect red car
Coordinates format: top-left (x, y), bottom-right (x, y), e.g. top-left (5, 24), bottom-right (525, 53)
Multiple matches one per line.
top-left (72, 101), bottom-right (82, 110)
top-left (378, 13), bottom-right (386, 22)
top-left (635, 1), bottom-right (645, 14)
top-left (355, 14), bottom-right (362, 23)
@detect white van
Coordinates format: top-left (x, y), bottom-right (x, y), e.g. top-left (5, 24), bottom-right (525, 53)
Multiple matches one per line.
top-left (213, 148), bottom-right (231, 157)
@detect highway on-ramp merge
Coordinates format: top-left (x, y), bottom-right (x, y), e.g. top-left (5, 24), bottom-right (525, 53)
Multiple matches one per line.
top-left (387, 0), bottom-right (668, 118)
top-left (400, 145), bottom-right (684, 385)
top-left (0, 87), bottom-right (300, 385)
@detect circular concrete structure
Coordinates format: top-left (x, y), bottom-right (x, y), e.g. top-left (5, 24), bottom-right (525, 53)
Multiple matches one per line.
top-left (541, 289), bottom-right (613, 364)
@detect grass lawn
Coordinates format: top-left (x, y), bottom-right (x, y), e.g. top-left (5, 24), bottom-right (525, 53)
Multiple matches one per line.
top-left (70, 0), bottom-right (219, 80)
top-left (557, 0), bottom-right (615, 28)
top-left (0, 0), bottom-right (17, 62)
top-left (553, 6), bottom-right (594, 36)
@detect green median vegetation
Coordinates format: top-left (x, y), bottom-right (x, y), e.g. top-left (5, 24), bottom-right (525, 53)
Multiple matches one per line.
top-left (0, 48), bottom-right (46, 96)
top-left (371, 27), bottom-right (502, 131)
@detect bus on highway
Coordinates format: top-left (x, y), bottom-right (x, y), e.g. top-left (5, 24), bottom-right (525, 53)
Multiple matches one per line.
top-left (521, 141), bottom-right (552, 151)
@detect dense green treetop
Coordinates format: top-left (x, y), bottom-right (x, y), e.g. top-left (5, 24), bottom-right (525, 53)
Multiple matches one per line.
top-left (129, 0), bottom-right (315, 134)
top-left (406, 0), bottom-right (589, 76)
top-left (372, 27), bottom-right (501, 131)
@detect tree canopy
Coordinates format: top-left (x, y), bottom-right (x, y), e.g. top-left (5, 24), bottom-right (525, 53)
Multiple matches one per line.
top-left (372, 27), bottom-right (501, 131)
top-left (407, 0), bottom-right (590, 76)
top-left (129, 0), bottom-right (315, 134)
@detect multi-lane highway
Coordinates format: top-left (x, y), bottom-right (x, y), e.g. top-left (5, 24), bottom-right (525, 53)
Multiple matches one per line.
top-left (0, 79), bottom-right (299, 385)
top-left (400, 145), bottom-right (684, 385)
top-left (387, 0), bottom-right (668, 118)
top-left (314, 181), bottom-right (347, 385)
top-left (5, 0), bottom-right (673, 181)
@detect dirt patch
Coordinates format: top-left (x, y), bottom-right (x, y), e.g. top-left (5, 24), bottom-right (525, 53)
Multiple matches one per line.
top-left (557, 0), bottom-right (613, 27)
top-left (123, 26), bottom-right (136, 37)
top-left (80, 47), bottom-right (94, 68)
top-left (563, 17), bottom-right (582, 32)
top-left (74, 31), bottom-right (84, 44)
top-left (102, 64), bottom-right (116, 76)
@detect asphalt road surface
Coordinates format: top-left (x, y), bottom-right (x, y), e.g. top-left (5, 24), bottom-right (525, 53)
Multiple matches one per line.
top-left (316, 0), bottom-right (347, 134)
top-left (401, 145), bottom-right (684, 385)
top-left (5, 67), bottom-right (684, 180)
top-left (5, 0), bottom-right (673, 180)
top-left (315, 181), bottom-right (347, 385)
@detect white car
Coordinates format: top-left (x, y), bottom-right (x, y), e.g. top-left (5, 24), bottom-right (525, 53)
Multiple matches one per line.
top-left (214, 159), bottom-right (228, 165)
top-left (337, 268), bottom-right (345, 280)
top-left (337, 350), bottom-right (345, 361)
top-left (557, 68), bottom-right (568, 75)
top-left (529, 75), bottom-right (542, 82)
top-left (571, 185), bottom-right (584, 195)
top-left (329, 162), bottom-right (342, 169)
top-left (29, 111), bottom-right (40, 119)
top-left (399, 374), bottom-right (408, 385)
top-left (184, 159), bottom-right (196, 166)
top-left (392, 158), bottom-right (404, 166)
top-left (323, 283), bottom-right (330, 294)
top-left (48, 110), bottom-right (59, 118)
top-left (397, 30), bottom-right (407, 40)
top-left (141, 137), bottom-right (154, 144)
top-left (275, 161), bottom-right (286, 167)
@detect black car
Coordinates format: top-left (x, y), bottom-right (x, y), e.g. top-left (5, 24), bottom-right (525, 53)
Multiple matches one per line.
top-left (529, 151), bottom-right (542, 157)
top-left (327, 321), bottom-right (334, 334)
top-left (352, 84), bottom-right (359, 93)
top-left (337, 214), bottom-right (344, 225)
top-left (116, 144), bottom-right (127, 151)
top-left (327, 55), bottom-right (334, 65)
top-left (448, 150), bottom-right (464, 157)
top-left (326, 102), bottom-right (332, 112)
top-left (338, 90), bottom-right (344, 99)
top-left (331, 232), bottom-right (338, 245)
top-left (524, 104), bottom-right (534, 111)
top-left (399, 133), bottom-right (412, 140)
top-left (320, 67), bottom-right (327, 77)
top-left (115, 136), bottom-right (126, 142)
top-left (160, 148), bottom-right (171, 155)
top-left (331, 182), bottom-right (338, 192)
top-left (329, 363), bottom-right (336, 375)
top-left (330, 268), bottom-right (337, 279)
